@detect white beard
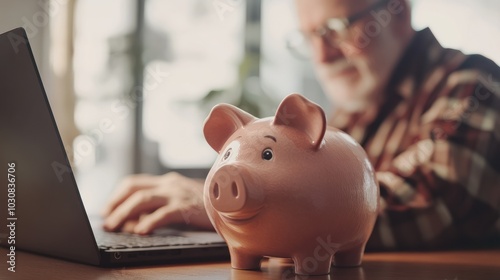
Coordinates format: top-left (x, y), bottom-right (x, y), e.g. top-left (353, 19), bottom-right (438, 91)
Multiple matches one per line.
top-left (315, 59), bottom-right (380, 112)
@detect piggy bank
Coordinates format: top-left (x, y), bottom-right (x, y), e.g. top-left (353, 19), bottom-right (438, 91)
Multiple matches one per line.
top-left (203, 94), bottom-right (379, 275)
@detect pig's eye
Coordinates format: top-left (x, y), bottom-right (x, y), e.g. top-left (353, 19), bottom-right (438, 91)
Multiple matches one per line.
top-left (223, 148), bottom-right (232, 161)
top-left (262, 148), bottom-right (273, 160)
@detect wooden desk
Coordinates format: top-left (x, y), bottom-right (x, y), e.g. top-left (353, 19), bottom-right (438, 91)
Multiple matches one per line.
top-left (2, 248), bottom-right (500, 280)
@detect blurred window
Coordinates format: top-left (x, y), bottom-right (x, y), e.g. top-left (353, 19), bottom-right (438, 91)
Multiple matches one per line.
top-left (412, 0), bottom-right (500, 65)
top-left (142, 0), bottom-right (245, 169)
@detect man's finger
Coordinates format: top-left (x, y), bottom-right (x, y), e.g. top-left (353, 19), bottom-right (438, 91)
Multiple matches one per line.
top-left (133, 205), bottom-right (183, 235)
top-left (121, 219), bottom-right (140, 233)
top-left (101, 175), bottom-right (159, 216)
top-left (103, 190), bottom-right (164, 231)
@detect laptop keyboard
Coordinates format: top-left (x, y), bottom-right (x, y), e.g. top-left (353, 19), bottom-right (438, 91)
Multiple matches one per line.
top-left (96, 232), bottom-right (193, 249)
top-left (94, 228), bottom-right (226, 250)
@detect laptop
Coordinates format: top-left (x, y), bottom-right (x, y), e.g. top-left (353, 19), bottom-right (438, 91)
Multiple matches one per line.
top-left (0, 27), bottom-right (228, 266)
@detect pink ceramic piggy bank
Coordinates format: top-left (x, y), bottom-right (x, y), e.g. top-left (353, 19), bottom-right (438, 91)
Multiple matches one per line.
top-left (203, 94), bottom-right (379, 275)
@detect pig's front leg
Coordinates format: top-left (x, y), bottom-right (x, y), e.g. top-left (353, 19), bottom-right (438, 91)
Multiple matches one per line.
top-left (228, 247), bottom-right (262, 270)
top-left (332, 245), bottom-right (364, 267)
top-left (292, 252), bottom-right (334, 275)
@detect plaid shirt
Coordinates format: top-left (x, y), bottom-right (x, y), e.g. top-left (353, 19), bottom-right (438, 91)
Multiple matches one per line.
top-left (329, 28), bottom-right (500, 250)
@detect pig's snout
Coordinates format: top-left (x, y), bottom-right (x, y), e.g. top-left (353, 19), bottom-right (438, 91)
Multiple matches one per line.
top-left (209, 165), bottom-right (248, 213)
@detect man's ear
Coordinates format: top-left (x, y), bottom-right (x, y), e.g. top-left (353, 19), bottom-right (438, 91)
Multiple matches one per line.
top-left (272, 93), bottom-right (326, 150)
top-left (203, 104), bottom-right (256, 153)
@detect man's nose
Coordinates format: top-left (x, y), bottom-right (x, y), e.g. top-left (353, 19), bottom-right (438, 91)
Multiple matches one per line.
top-left (312, 37), bottom-right (343, 63)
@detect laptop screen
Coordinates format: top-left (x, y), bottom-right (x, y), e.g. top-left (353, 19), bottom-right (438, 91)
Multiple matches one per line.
top-left (0, 28), bottom-right (100, 265)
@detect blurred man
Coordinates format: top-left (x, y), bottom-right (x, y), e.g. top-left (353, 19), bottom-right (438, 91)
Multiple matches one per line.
top-left (102, 0), bottom-right (500, 250)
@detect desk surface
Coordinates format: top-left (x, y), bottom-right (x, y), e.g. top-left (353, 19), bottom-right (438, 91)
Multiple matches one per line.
top-left (2, 248), bottom-right (500, 280)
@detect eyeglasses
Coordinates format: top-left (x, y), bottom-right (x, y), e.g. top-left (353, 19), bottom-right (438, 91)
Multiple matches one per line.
top-left (286, 0), bottom-right (390, 59)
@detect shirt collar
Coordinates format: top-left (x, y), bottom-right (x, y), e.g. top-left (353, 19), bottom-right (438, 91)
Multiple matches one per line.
top-left (387, 28), bottom-right (445, 100)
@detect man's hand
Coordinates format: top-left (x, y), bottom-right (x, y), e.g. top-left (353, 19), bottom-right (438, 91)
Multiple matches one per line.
top-left (101, 172), bottom-right (214, 235)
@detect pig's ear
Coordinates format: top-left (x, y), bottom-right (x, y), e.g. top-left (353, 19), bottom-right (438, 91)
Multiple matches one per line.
top-left (203, 104), bottom-right (256, 153)
top-left (273, 93), bottom-right (326, 150)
